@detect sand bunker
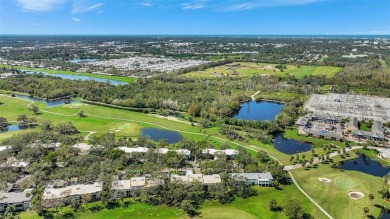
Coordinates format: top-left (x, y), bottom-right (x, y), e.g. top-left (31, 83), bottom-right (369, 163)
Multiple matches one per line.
top-left (348, 191), bottom-right (365, 200)
top-left (318, 178), bottom-right (332, 183)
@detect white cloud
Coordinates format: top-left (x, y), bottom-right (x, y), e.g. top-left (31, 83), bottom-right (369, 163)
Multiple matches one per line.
top-left (140, 2), bottom-right (153, 7)
top-left (71, 17), bottom-right (81, 22)
top-left (221, 0), bottom-right (323, 11)
top-left (72, 2), bottom-right (104, 14)
top-left (16, 0), bottom-right (66, 12)
top-left (182, 0), bottom-right (207, 10)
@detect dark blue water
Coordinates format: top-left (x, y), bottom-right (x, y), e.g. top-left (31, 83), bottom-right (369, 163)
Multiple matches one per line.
top-left (273, 134), bottom-right (312, 154)
top-left (24, 71), bottom-right (127, 86)
top-left (67, 59), bottom-right (97, 63)
top-left (15, 94), bottom-right (76, 107)
top-left (0, 124), bottom-right (21, 133)
top-left (340, 154), bottom-right (390, 177)
top-left (379, 212), bottom-right (390, 219)
top-left (234, 100), bottom-right (283, 121)
top-left (140, 128), bottom-right (183, 144)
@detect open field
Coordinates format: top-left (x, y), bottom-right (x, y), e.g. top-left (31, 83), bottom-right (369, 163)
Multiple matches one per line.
top-left (291, 155), bottom-right (390, 219)
top-left (182, 62), bottom-right (342, 79)
top-left (19, 186), bottom-right (324, 219)
top-left (0, 64), bottom-right (135, 83)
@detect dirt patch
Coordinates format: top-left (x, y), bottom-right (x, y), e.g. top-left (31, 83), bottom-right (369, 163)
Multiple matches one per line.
top-left (318, 178), bottom-right (332, 183)
top-left (348, 191), bottom-right (365, 200)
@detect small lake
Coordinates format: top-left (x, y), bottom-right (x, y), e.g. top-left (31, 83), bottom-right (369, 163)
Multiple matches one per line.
top-left (67, 59), bottom-right (97, 63)
top-left (273, 133), bottom-right (312, 154)
top-left (23, 71), bottom-right (127, 86)
top-left (233, 100), bottom-right (283, 121)
top-left (0, 124), bottom-right (21, 133)
top-left (140, 128), bottom-right (183, 144)
top-left (340, 154), bottom-right (390, 177)
top-left (15, 94), bottom-right (77, 108)
top-left (379, 210), bottom-right (390, 219)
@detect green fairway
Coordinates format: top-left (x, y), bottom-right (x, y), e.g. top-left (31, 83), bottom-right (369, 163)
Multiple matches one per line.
top-left (0, 64), bottom-right (135, 83)
top-left (290, 155), bottom-right (390, 219)
top-left (182, 62), bottom-right (342, 79)
top-left (19, 202), bottom-right (187, 219)
top-left (201, 186), bottom-right (324, 219)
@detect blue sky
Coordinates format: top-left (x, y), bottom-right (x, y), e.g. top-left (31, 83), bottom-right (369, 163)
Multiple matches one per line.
top-left (0, 0), bottom-right (389, 35)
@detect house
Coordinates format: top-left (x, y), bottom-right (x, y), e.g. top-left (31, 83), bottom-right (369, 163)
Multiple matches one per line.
top-left (202, 149), bottom-right (239, 159)
top-left (42, 182), bottom-right (102, 204)
top-left (112, 180), bottom-right (132, 198)
top-left (0, 146), bottom-right (10, 152)
top-left (372, 121), bottom-right (384, 133)
top-left (118, 147), bottom-right (191, 159)
top-left (72, 143), bottom-right (93, 154)
top-left (295, 116), bottom-right (310, 127)
top-left (377, 148), bottom-right (390, 161)
top-left (229, 172), bottom-right (273, 186)
top-left (170, 174), bottom-right (221, 186)
top-left (118, 147), bottom-right (149, 154)
top-left (351, 130), bottom-right (385, 141)
top-left (301, 128), bottom-right (343, 141)
top-left (0, 191), bottom-right (32, 212)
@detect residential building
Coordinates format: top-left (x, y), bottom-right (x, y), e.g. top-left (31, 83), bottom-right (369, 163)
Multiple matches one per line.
top-left (118, 147), bottom-right (191, 159)
top-left (0, 191), bottom-right (32, 212)
top-left (170, 174), bottom-right (221, 186)
top-left (202, 149), bottom-right (239, 159)
top-left (229, 172), bottom-right (273, 186)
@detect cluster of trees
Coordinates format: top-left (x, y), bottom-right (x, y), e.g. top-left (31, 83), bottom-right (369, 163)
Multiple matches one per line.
top-left (143, 173), bottom-right (257, 217)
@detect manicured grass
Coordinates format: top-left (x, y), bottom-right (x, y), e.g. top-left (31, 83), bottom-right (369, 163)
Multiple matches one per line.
top-left (19, 186), bottom-right (325, 219)
top-left (19, 202), bottom-right (186, 219)
top-left (358, 121), bottom-right (371, 132)
top-left (0, 64), bottom-right (135, 83)
top-left (182, 62), bottom-right (342, 79)
top-left (201, 186), bottom-right (324, 219)
top-left (291, 155), bottom-right (390, 219)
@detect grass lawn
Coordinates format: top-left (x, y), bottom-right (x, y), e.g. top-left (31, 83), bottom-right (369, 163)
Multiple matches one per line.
top-left (19, 202), bottom-right (186, 219)
top-left (0, 64), bottom-right (135, 83)
top-left (182, 62), bottom-right (342, 79)
top-left (291, 155), bottom-right (390, 219)
top-left (358, 121), bottom-right (372, 132)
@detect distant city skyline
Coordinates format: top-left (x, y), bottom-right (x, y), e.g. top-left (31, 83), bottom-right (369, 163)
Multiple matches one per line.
top-left (0, 0), bottom-right (389, 35)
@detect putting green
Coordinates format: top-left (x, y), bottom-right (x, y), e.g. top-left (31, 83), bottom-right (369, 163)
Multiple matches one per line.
top-left (333, 177), bottom-right (358, 190)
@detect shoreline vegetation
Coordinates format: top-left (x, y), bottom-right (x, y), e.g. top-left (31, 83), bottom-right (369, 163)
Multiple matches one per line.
top-left (0, 64), bottom-right (135, 83)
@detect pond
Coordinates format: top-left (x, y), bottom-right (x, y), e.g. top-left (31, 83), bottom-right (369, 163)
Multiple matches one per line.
top-left (273, 133), bottom-right (312, 154)
top-left (140, 128), bottom-right (183, 144)
top-left (67, 59), bottom-right (97, 63)
top-left (340, 153), bottom-right (390, 177)
top-left (15, 94), bottom-right (77, 108)
top-left (233, 100), bottom-right (283, 121)
top-left (23, 71), bottom-right (127, 86)
top-left (379, 210), bottom-right (390, 219)
top-left (0, 124), bottom-right (21, 133)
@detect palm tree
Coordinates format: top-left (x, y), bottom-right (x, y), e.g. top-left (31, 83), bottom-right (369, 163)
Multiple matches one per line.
top-left (368, 194), bottom-right (374, 206)
top-left (363, 207), bottom-right (369, 218)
